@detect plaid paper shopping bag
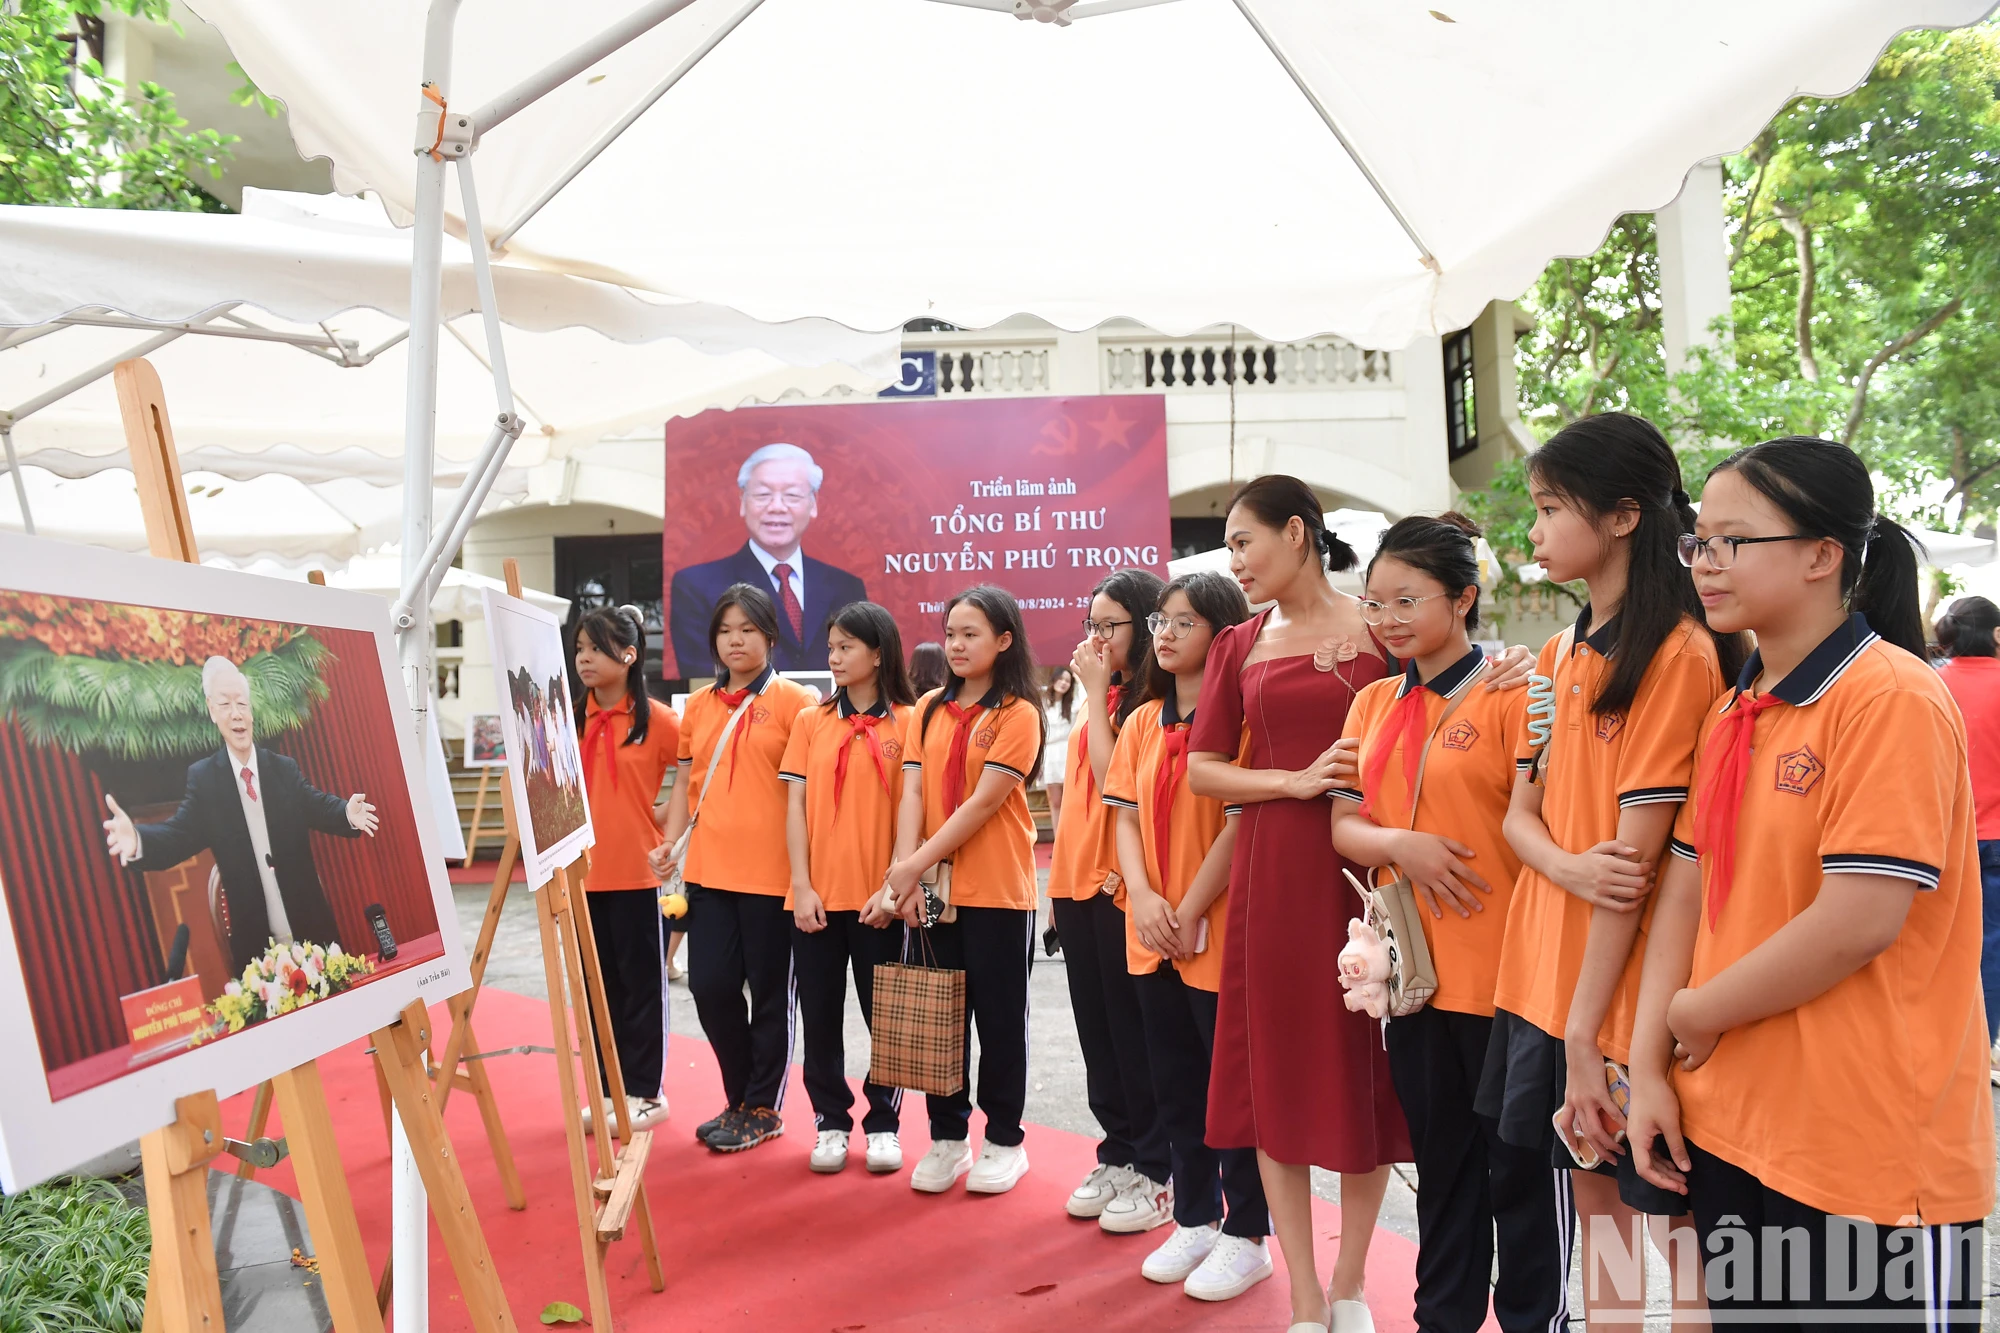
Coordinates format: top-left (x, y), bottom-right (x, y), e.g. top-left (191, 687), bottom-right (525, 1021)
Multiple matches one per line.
top-left (868, 937), bottom-right (965, 1097)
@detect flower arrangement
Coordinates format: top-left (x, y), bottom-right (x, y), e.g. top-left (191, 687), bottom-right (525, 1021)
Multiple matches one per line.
top-left (192, 940), bottom-right (376, 1045)
top-left (0, 592), bottom-right (329, 759)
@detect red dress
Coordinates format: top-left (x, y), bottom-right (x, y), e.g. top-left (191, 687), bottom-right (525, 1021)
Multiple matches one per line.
top-left (1189, 611), bottom-right (1412, 1171)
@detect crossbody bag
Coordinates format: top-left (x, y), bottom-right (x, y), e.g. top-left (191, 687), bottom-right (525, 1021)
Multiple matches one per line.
top-left (658, 690), bottom-right (757, 900)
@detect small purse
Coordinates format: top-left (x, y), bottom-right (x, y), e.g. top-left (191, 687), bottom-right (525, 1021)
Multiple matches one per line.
top-left (877, 859), bottom-right (955, 927)
top-left (658, 691), bottom-right (756, 901)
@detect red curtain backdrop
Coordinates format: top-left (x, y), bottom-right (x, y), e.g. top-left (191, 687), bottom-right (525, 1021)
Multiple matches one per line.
top-left (0, 625), bottom-right (439, 1073)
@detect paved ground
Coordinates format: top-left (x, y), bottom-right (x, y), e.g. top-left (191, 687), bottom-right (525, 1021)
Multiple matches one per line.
top-left (456, 878), bottom-right (2000, 1327)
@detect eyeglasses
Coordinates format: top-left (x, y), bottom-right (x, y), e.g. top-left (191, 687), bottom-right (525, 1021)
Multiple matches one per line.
top-left (745, 488), bottom-right (811, 508)
top-left (1081, 617), bottom-right (1132, 638)
top-left (1676, 533), bottom-right (1815, 570)
top-left (1145, 613), bottom-right (1208, 640)
top-left (1357, 595), bottom-right (1444, 625)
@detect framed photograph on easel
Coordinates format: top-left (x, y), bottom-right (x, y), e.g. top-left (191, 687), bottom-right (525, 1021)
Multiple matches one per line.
top-left (481, 586), bottom-right (594, 888)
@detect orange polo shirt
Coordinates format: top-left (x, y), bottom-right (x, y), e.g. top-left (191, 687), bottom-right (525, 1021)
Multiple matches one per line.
top-left (676, 666), bottom-right (816, 896)
top-left (1101, 696), bottom-right (1243, 990)
top-left (903, 686), bottom-right (1041, 911)
top-left (1665, 615), bottom-right (1994, 1225)
top-left (579, 694), bottom-right (681, 892)
top-left (779, 694), bottom-right (913, 913)
top-left (1335, 647), bottom-right (1527, 1017)
top-left (1048, 691), bottom-right (1124, 902)
top-left (1494, 610), bottom-right (1722, 1061)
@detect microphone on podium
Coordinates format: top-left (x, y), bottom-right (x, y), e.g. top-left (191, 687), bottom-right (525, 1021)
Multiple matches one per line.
top-left (165, 923), bottom-right (190, 982)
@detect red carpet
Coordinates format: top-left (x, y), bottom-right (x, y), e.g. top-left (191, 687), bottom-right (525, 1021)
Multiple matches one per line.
top-left (218, 988), bottom-right (1448, 1332)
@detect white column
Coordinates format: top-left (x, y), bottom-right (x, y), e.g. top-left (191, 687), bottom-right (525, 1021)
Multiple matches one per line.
top-left (1655, 160), bottom-right (1732, 375)
top-left (1398, 333), bottom-right (1452, 517)
top-left (1049, 328), bottom-right (1099, 395)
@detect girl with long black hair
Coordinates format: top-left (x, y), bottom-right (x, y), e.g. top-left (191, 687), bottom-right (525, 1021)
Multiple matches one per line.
top-left (573, 605), bottom-right (681, 1131)
top-left (780, 602), bottom-right (918, 1175)
top-left (1935, 594), bottom-right (2000, 1055)
top-left (1050, 567), bottom-right (1173, 1231)
top-left (887, 585), bottom-right (1046, 1197)
top-left (1625, 436), bottom-right (1991, 1327)
top-left (1487, 414), bottom-right (1744, 1331)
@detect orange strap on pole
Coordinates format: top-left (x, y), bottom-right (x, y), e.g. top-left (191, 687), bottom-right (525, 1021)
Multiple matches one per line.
top-left (422, 82), bottom-right (449, 162)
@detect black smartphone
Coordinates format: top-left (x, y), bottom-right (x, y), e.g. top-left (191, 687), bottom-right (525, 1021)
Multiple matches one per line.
top-left (365, 903), bottom-right (398, 960)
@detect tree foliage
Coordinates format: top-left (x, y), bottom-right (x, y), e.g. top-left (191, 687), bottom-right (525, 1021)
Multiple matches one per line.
top-left (0, 0), bottom-right (235, 210)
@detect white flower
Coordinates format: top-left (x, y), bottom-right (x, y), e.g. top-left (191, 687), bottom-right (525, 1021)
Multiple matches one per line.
top-left (327, 943), bottom-right (343, 959)
top-left (290, 943), bottom-right (308, 965)
top-left (223, 980), bottom-right (242, 997)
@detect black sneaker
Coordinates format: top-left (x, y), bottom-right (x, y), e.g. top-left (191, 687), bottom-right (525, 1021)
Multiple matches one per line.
top-left (696, 1106), bottom-right (738, 1145)
top-left (707, 1106), bottom-right (783, 1153)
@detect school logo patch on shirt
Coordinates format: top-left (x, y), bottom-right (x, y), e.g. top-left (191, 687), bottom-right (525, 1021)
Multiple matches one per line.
top-left (975, 727), bottom-right (998, 748)
top-left (1442, 720), bottom-right (1479, 751)
top-left (752, 705), bottom-right (771, 725)
top-left (881, 738), bottom-right (902, 762)
top-left (1595, 712), bottom-right (1626, 743)
top-left (1774, 745), bottom-right (1826, 796)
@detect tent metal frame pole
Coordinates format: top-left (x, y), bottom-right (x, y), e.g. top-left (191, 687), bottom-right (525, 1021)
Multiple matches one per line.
top-left (0, 427), bottom-right (32, 537)
top-left (0, 325), bottom-right (196, 431)
top-left (427, 420), bottom-right (518, 608)
top-left (391, 414), bottom-right (518, 631)
top-left (44, 313), bottom-right (357, 354)
top-left (464, 0), bottom-right (700, 141)
top-left (487, 0), bottom-right (768, 253)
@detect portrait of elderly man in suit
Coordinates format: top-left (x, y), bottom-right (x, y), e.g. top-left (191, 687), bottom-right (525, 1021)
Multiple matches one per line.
top-left (669, 442), bottom-right (868, 675)
top-left (102, 655), bottom-right (379, 973)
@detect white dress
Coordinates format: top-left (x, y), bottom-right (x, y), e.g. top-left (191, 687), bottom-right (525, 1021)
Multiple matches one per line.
top-left (1041, 698), bottom-right (1077, 787)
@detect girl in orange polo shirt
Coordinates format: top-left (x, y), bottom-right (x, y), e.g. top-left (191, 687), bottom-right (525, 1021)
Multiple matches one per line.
top-left (780, 602), bottom-right (916, 1176)
top-left (574, 606), bottom-right (681, 1133)
top-left (885, 585), bottom-right (1045, 1197)
top-left (1050, 567), bottom-right (1172, 1230)
top-left (1103, 570), bottom-right (1270, 1300)
top-left (1486, 415), bottom-right (1744, 1331)
top-left (1330, 516), bottom-right (1564, 1333)
top-left (1625, 438), bottom-right (1993, 1329)
top-left (654, 583), bottom-right (816, 1154)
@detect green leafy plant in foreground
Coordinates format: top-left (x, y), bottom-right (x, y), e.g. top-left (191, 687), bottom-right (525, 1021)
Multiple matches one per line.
top-left (0, 1177), bottom-right (151, 1333)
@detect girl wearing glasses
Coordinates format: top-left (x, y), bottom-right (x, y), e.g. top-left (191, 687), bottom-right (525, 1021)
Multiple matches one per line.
top-left (1624, 437), bottom-right (1991, 1326)
top-left (1329, 515), bottom-right (1565, 1333)
top-left (1049, 568), bottom-right (1174, 1230)
top-left (1485, 415), bottom-right (1743, 1331)
top-left (1103, 570), bottom-right (1273, 1301)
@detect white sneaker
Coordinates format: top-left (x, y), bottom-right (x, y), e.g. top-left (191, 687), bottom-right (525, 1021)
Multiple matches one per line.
top-left (1329, 1298), bottom-right (1375, 1333)
top-left (865, 1132), bottom-right (903, 1174)
top-left (809, 1130), bottom-right (849, 1173)
top-left (965, 1141), bottom-right (1030, 1194)
top-left (1141, 1223), bottom-right (1219, 1283)
top-left (910, 1139), bottom-right (974, 1193)
top-left (1184, 1233), bottom-right (1274, 1301)
top-left (1099, 1171), bottom-right (1172, 1233)
top-left (580, 1094), bottom-right (667, 1133)
top-left (1065, 1163), bottom-right (1132, 1218)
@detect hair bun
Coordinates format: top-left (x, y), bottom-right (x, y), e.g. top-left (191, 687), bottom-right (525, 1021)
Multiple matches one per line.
top-left (1435, 510), bottom-right (1483, 539)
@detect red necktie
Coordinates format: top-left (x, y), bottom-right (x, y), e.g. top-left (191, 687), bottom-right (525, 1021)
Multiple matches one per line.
top-left (942, 701), bottom-right (982, 816)
top-left (1692, 691), bottom-right (1784, 924)
top-left (1076, 683), bottom-right (1124, 801)
top-left (772, 563), bottom-right (805, 640)
top-left (712, 684), bottom-right (755, 790)
top-left (241, 766), bottom-right (258, 802)
top-left (582, 700), bottom-right (624, 793)
top-left (834, 712), bottom-right (892, 811)
top-left (1150, 723), bottom-right (1191, 878)
top-left (1360, 686), bottom-right (1428, 821)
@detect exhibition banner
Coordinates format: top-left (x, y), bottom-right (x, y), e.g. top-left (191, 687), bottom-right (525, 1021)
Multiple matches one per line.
top-left (662, 396), bottom-right (1171, 676)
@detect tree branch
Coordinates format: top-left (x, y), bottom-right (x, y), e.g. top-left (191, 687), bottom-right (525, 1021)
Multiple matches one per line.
top-left (1777, 211), bottom-right (1818, 381)
top-left (1729, 143), bottom-right (1772, 272)
top-left (1841, 296), bottom-right (1965, 447)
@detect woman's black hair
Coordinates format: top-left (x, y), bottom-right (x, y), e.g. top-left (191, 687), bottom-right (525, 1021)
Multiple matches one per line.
top-left (1045, 665), bottom-right (1076, 723)
top-left (1368, 511), bottom-right (1485, 633)
top-left (909, 641), bottom-right (948, 695)
top-left (1707, 436), bottom-right (1927, 661)
top-left (1937, 596), bottom-right (2000, 659)
top-left (1146, 570), bottom-right (1250, 702)
top-left (920, 585), bottom-right (1046, 758)
top-left (822, 601), bottom-right (916, 708)
top-left (1225, 474), bottom-right (1358, 573)
top-left (573, 605), bottom-right (652, 747)
top-left (708, 582), bottom-right (780, 676)
top-left (1090, 568), bottom-right (1166, 727)
top-left (1529, 413), bottom-right (1747, 715)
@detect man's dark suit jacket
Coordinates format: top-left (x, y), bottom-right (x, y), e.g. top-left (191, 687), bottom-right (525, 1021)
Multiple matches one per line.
top-left (132, 746), bottom-right (361, 974)
top-left (669, 543), bottom-right (868, 676)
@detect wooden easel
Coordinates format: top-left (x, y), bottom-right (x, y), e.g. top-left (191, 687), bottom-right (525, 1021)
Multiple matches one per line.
top-left (463, 767), bottom-right (505, 859)
top-left (117, 357), bottom-right (516, 1333)
top-left (499, 557), bottom-right (665, 1330)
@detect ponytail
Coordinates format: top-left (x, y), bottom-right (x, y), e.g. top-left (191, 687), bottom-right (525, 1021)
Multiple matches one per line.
top-left (1225, 474), bottom-right (1358, 574)
top-left (1855, 516), bottom-right (1927, 661)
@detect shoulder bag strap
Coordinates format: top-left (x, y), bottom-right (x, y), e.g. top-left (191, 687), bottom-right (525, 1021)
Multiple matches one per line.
top-left (688, 691), bottom-right (757, 830)
top-left (1405, 658), bottom-right (1490, 830)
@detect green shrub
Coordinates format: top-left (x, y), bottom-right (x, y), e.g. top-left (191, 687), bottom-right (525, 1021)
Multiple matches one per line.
top-left (0, 1177), bottom-right (151, 1333)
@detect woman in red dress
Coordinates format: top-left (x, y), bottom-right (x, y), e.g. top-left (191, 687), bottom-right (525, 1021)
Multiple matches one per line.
top-left (1187, 476), bottom-right (1402, 1333)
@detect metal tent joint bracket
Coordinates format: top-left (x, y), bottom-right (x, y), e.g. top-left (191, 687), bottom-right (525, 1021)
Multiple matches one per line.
top-left (416, 82), bottom-right (474, 161)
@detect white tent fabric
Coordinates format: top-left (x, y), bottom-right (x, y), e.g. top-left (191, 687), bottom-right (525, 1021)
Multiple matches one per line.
top-left (189, 0), bottom-right (1991, 348)
top-left (0, 190), bottom-right (896, 495)
top-left (326, 555), bottom-right (570, 623)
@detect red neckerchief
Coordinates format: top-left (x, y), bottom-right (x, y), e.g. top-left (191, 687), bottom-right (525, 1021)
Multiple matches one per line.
top-left (1692, 691), bottom-right (1784, 924)
top-left (711, 682), bottom-right (757, 790)
top-left (581, 694), bottom-right (632, 794)
top-left (1150, 719), bottom-right (1191, 877)
top-left (1076, 683), bottom-right (1125, 801)
top-left (834, 710), bottom-right (892, 811)
top-left (941, 700), bottom-right (983, 816)
top-left (1360, 685), bottom-right (1429, 821)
